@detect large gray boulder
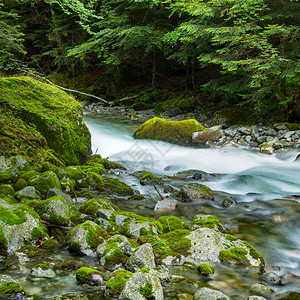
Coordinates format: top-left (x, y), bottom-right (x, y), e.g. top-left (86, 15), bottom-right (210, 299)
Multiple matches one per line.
top-left (120, 271), bottom-right (163, 300)
top-left (125, 243), bottom-right (156, 272)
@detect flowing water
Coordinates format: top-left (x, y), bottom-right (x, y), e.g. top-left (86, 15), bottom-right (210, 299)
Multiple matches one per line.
top-left (85, 112), bottom-right (300, 296)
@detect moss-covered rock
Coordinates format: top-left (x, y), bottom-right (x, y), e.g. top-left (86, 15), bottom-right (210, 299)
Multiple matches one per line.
top-left (134, 117), bottom-right (207, 146)
top-left (197, 263), bottom-right (215, 276)
top-left (0, 185), bottom-right (15, 197)
top-left (191, 215), bottom-right (224, 232)
top-left (35, 196), bottom-right (71, 226)
top-left (0, 76), bottom-right (91, 165)
top-left (139, 172), bottom-right (162, 186)
top-left (75, 267), bottom-right (105, 286)
top-left (158, 216), bottom-right (189, 233)
top-left (28, 170), bottom-right (61, 196)
top-left (65, 221), bottom-right (107, 256)
top-left (105, 270), bottom-right (133, 298)
top-left (0, 200), bottom-right (42, 255)
top-left (0, 281), bottom-right (27, 298)
top-left (103, 178), bottom-right (134, 196)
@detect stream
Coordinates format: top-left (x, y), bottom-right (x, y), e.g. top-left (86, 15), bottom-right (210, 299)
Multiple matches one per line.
top-left (84, 111), bottom-right (300, 296)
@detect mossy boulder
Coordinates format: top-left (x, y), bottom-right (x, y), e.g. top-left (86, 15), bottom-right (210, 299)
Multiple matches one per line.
top-left (103, 178), bottom-right (134, 196)
top-left (65, 221), bottom-right (107, 256)
top-left (0, 200), bottom-right (42, 255)
top-left (0, 281), bottom-right (27, 298)
top-left (191, 215), bottom-right (224, 232)
top-left (35, 196), bottom-right (71, 226)
top-left (0, 156), bottom-right (29, 183)
top-left (0, 185), bottom-right (15, 197)
top-left (133, 117), bottom-right (207, 146)
top-left (110, 211), bottom-right (163, 240)
top-left (105, 270), bottom-right (133, 298)
top-left (139, 172), bottom-right (162, 186)
top-left (15, 186), bottom-right (37, 201)
top-left (75, 267), bottom-right (105, 286)
top-left (180, 183), bottom-right (214, 202)
top-left (0, 76), bottom-right (91, 165)
top-left (28, 171), bottom-right (61, 196)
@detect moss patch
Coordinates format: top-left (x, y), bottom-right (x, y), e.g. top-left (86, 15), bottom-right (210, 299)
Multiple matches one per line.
top-left (197, 263), bottom-right (215, 276)
top-left (106, 270), bottom-right (133, 296)
top-left (134, 117), bottom-right (207, 146)
top-left (139, 281), bottom-right (154, 299)
top-left (158, 216), bottom-right (189, 233)
top-left (75, 266), bottom-right (104, 284)
top-left (103, 178), bottom-right (134, 196)
top-left (0, 281), bottom-right (27, 296)
top-left (191, 215), bottom-right (223, 231)
top-left (219, 247), bottom-right (250, 265)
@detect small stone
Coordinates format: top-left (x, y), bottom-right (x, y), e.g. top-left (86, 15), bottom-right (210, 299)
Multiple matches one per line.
top-left (263, 272), bottom-right (281, 285)
top-left (154, 199), bottom-right (178, 214)
top-left (194, 287), bottom-right (230, 300)
top-left (249, 283), bottom-right (274, 298)
top-left (222, 196), bottom-right (238, 208)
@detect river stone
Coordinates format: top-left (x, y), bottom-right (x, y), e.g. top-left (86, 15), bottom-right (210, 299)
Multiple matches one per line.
top-left (222, 196), bottom-right (238, 208)
top-left (263, 272), bottom-right (281, 285)
top-left (148, 265), bottom-right (171, 286)
top-left (248, 297), bottom-right (267, 300)
top-left (249, 283), bottom-right (274, 298)
top-left (0, 274), bottom-right (14, 285)
top-left (194, 287), bottom-right (230, 300)
top-left (0, 200), bottom-right (41, 255)
top-left (164, 185), bottom-right (180, 193)
top-left (0, 157), bottom-right (10, 173)
top-left (47, 188), bottom-right (72, 206)
top-left (120, 271), bottom-right (163, 300)
top-left (192, 129), bottom-right (221, 144)
top-left (260, 138), bottom-right (282, 154)
top-left (31, 266), bottom-right (56, 278)
top-left (50, 294), bottom-right (89, 300)
top-left (154, 199), bottom-right (178, 214)
top-left (15, 186), bottom-right (36, 200)
top-left (181, 183), bottom-right (214, 202)
top-left (65, 221), bottom-right (105, 257)
top-left (125, 243), bottom-right (156, 272)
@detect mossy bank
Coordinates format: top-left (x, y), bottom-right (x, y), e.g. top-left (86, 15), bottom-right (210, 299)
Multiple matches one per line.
top-left (0, 76), bottom-right (91, 167)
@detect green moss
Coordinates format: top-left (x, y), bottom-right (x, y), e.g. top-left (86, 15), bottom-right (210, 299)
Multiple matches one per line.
top-left (0, 226), bottom-right (8, 255)
top-left (128, 194), bottom-right (145, 200)
top-left (13, 178), bottom-right (27, 191)
top-left (103, 178), bottom-right (134, 196)
top-left (225, 234), bottom-right (238, 242)
top-left (31, 226), bottom-right (49, 241)
top-left (197, 263), bottom-right (215, 276)
top-left (19, 245), bottom-right (47, 260)
top-left (77, 189), bottom-right (94, 199)
top-left (20, 170), bottom-right (38, 181)
top-left (219, 247), bottom-right (250, 264)
top-left (140, 171), bottom-right (162, 185)
top-left (191, 215), bottom-right (223, 231)
top-left (139, 267), bottom-right (151, 273)
top-left (0, 204), bottom-right (32, 225)
top-left (82, 222), bottom-right (107, 249)
top-left (106, 270), bottom-right (133, 296)
top-left (134, 117), bottom-right (207, 146)
top-left (0, 184), bottom-right (15, 197)
top-left (41, 238), bottom-right (59, 250)
top-left (28, 170), bottom-right (61, 195)
top-left (0, 281), bottom-right (26, 296)
top-left (33, 263), bottom-right (49, 270)
top-left (79, 198), bottom-right (119, 217)
top-left (274, 122), bottom-right (300, 131)
top-left (75, 266), bottom-right (103, 284)
top-left (242, 241), bottom-right (265, 265)
top-left (139, 282), bottom-right (154, 299)
top-left (158, 216), bottom-right (189, 233)
top-left (0, 76), bottom-right (91, 165)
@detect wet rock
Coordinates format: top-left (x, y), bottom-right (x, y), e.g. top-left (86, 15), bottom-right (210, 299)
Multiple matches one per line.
top-left (164, 185), bottom-right (180, 193)
top-left (75, 267), bottom-right (105, 286)
top-left (180, 183), bottom-right (214, 202)
top-left (65, 221), bottom-right (106, 256)
top-left (263, 272), bottom-right (281, 285)
top-left (147, 265), bottom-right (171, 286)
top-left (248, 297), bottom-right (267, 300)
top-left (194, 287), bottom-right (230, 300)
top-left (222, 196), bottom-right (238, 208)
top-left (280, 272), bottom-right (300, 285)
top-left (273, 291), bottom-right (300, 300)
top-left (31, 264), bottom-right (56, 278)
top-left (177, 293), bottom-right (194, 300)
top-left (191, 215), bottom-right (224, 232)
top-left (158, 215), bottom-right (189, 233)
top-left (120, 271), bottom-right (163, 300)
top-left (139, 171), bottom-right (162, 185)
top-left (197, 263), bottom-right (215, 276)
top-left (249, 283), bottom-right (274, 298)
top-left (15, 186), bottom-right (36, 200)
top-left (154, 199), bottom-right (178, 214)
top-left (50, 293), bottom-right (89, 300)
top-left (104, 177), bottom-right (134, 196)
top-left (126, 243), bottom-right (156, 272)
top-left (0, 281), bottom-right (27, 299)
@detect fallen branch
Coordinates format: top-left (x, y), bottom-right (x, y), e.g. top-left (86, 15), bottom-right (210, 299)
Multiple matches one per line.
top-left (153, 184), bottom-right (164, 200)
top-left (41, 220), bottom-right (72, 231)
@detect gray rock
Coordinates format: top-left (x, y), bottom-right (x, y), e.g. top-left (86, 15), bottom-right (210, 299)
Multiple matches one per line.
top-left (0, 156), bottom-right (10, 173)
top-left (222, 196), bottom-right (238, 208)
top-left (148, 265), bottom-right (171, 286)
top-left (154, 199), bottom-right (178, 214)
top-left (120, 272), bottom-right (163, 300)
top-left (15, 186), bottom-right (36, 200)
top-left (181, 183), bottom-right (214, 202)
top-left (0, 274), bottom-right (14, 285)
top-left (31, 266), bottom-right (56, 278)
top-left (263, 272), bottom-right (281, 285)
top-left (164, 185), bottom-right (180, 193)
top-left (239, 126), bottom-right (251, 135)
top-left (257, 136), bottom-right (267, 144)
top-left (248, 297), bottom-right (267, 300)
top-left (249, 283), bottom-right (274, 298)
top-left (192, 129), bottom-right (221, 143)
top-left (194, 287), bottom-right (230, 300)
top-left (126, 243), bottom-right (156, 272)
top-left (50, 294), bottom-right (89, 300)
top-left (47, 188), bottom-right (72, 206)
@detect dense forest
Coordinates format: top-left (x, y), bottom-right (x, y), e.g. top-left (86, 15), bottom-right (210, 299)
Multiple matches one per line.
top-left (1, 0), bottom-right (300, 122)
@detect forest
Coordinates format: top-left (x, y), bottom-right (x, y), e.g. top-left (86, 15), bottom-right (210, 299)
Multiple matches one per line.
top-left (0, 0), bottom-right (300, 122)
